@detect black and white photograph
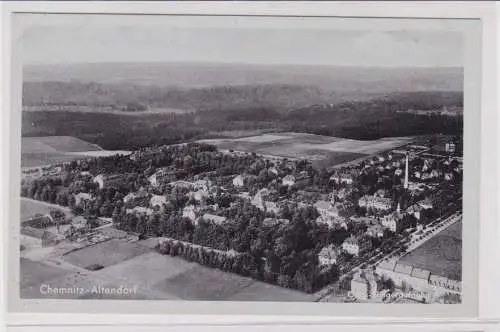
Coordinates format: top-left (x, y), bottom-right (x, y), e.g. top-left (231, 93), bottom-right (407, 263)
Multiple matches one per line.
top-left (10, 11), bottom-right (477, 309)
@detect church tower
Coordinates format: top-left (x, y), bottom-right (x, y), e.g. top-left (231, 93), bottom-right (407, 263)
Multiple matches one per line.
top-left (404, 154), bottom-right (409, 190)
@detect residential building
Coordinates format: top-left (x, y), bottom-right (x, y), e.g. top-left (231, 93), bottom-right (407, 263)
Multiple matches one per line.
top-left (126, 206), bottom-right (153, 216)
top-left (182, 205), bottom-right (201, 222)
top-left (193, 179), bottom-right (212, 191)
top-left (168, 180), bottom-right (194, 189)
top-left (318, 245), bottom-right (341, 267)
top-left (282, 175), bottom-right (296, 186)
top-left (269, 167), bottom-right (279, 175)
top-left (123, 190), bottom-right (149, 204)
top-left (342, 236), bottom-right (372, 256)
top-left (21, 213), bottom-right (54, 228)
top-left (314, 200), bottom-right (339, 219)
top-left (358, 195), bottom-right (392, 211)
top-left (74, 192), bottom-right (94, 207)
top-left (71, 216), bottom-right (88, 231)
top-left (406, 203), bottom-right (424, 220)
top-left (201, 213), bottom-right (227, 225)
top-left (445, 142), bottom-right (456, 153)
top-left (314, 200), bottom-right (342, 227)
top-left (330, 173), bottom-right (354, 185)
top-left (263, 218), bottom-right (289, 227)
top-left (375, 260), bottom-right (461, 299)
top-left (150, 195), bottom-right (168, 209)
top-left (20, 227), bottom-right (60, 248)
top-left (93, 174), bottom-right (132, 189)
top-left (366, 223), bottom-right (385, 238)
top-left (232, 175), bottom-right (245, 188)
top-left (149, 168), bottom-right (181, 187)
top-left (251, 188), bottom-right (271, 208)
top-left (191, 189), bottom-right (210, 202)
top-left (418, 199), bottom-right (433, 210)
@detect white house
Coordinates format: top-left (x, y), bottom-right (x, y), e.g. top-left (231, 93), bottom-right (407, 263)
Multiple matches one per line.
top-left (123, 190), bottom-right (149, 204)
top-left (406, 204), bottom-right (423, 220)
top-left (150, 195), bottom-right (168, 209)
top-left (338, 175), bottom-right (354, 185)
top-left (74, 192), bottom-right (94, 207)
top-left (418, 199), bottom-right (433, 210)
top-left (194, 179), bottom-right (212, 191)
top-left (232, 175), bottom-right (245, 188)
top-left (201, 213), bottom-right (227, 225)
top-left (71, 216), bottom-right (88, 231)
top-left (282, 175), bottom-right (296, 186)
top-left (263, 218), bottom-right (289, 227)
top-left (318, 245), bottom-right (341, 267)
top-left (366, 223), bottom-right (385, 238)
top-left (269, 167), bottom-right (279, 175)
top-left (314, 200), bottom-right (341, 227)
top-left (182, 205), bottom-right (200, 222)
top-left (126, 206), bottom-right (153, 216)
top-left (358, 195), bottom-right (392, 211)
top-left (191, 189), bottom-right (210, 202)
top-left (342, 236), bottom-right (372, 257)
top-left (93, 174), bottom-right (105, 189)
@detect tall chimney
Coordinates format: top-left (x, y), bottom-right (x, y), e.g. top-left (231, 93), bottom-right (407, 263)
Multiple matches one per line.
top-left (404, 154), bottom-right (409, 190)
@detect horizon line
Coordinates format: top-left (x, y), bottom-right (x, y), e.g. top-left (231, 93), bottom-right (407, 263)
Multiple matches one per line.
top-left (23, 61), bottom-right (464, 69)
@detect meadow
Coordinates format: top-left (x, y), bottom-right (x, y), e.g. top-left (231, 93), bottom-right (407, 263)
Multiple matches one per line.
top-left (21, 238), bottom-right (317, 301)
top-left (62, 239), bottom-right (152, 270)
top-left (199, 132), bottom-right (412, 168)
top-left (21, 136), bottom-right (129, 168)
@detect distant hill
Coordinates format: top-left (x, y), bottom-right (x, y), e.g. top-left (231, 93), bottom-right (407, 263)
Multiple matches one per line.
top-left (24, 62), bottom-right (463, 93)
top-left (23, 82), bottom-right (348, 111)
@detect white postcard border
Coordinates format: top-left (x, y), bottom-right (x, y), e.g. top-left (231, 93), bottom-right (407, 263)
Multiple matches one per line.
top-left (1, 0), bottom-right (498, 326)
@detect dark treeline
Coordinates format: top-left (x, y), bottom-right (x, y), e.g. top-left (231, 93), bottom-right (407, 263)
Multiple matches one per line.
top-left (23, 106), bottom-right (462, 151)
top-left (156, 237), bottom-right (339, 293)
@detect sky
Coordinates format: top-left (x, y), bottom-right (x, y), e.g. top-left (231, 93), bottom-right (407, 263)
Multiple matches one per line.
top-left (19, 15), bottom-right (464, 67)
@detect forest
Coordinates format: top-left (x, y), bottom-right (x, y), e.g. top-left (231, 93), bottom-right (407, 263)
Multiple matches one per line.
top-left (22, 105), bottom-right (463, 151)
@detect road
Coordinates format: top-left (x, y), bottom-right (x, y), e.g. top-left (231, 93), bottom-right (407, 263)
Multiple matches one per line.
top-left (314, 211), bottom-right (462, 302)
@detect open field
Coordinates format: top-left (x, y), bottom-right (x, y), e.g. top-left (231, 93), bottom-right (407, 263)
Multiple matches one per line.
top-left (22, 136), bottom-right (102, 153)
top-left (94, 251), bottom-right (197, 290)
top-left (20, 197), bottom-right (73, 222)
top-left (21, 136), bottom-right (131, 168)
top-left (65, 150), bottom-right (132, 157)
top-left (398, 221), bottom-right (462, 281)
top-left (22, 237), bottom-right (318, 301)
top-left (62, 239), bottom-right (152, 270)
top-left (20, 258), bottom-right (72, 290)
top-left (199, 132), bottom-right (412, 168)
top-left (155, 265), bottom-right (254, 301)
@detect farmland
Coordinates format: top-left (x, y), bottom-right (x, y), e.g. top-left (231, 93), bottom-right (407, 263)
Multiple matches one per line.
top-left (199, 132), bottom-right (413, 168)
top-left (20, 240), bottom-right (317, 301)
top-left (398, 221), bottom-right (462, 281)
top-left (62, 239), bottom-right (152, 270)
top-left (21, 136), bottom-right (131, 168)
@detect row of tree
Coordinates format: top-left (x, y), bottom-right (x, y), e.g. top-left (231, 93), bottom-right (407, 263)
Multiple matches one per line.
top-left (156, 237), bottom-right (339, 293)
